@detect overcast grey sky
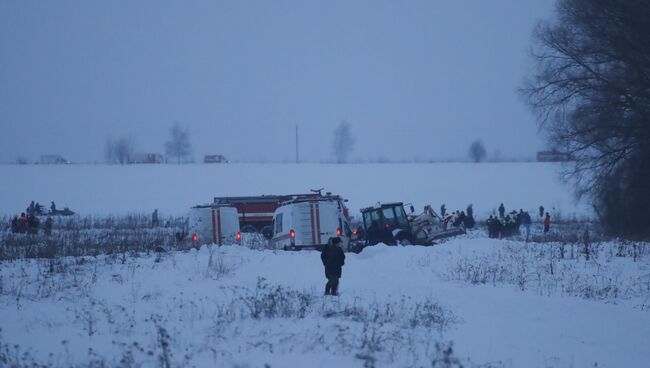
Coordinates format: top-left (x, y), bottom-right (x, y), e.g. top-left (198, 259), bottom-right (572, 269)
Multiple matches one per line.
top-left (0, 0), bottom-right (554, 163)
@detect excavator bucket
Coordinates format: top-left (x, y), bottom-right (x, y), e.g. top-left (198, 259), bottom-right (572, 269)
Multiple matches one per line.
top-left (428, 227), bottom-right (466, 242)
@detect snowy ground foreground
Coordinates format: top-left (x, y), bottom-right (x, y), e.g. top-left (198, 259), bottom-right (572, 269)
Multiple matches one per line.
top-left (2, 238), bottom-right (649, 367)
top-left (0, 162), bottom-right (591, 219)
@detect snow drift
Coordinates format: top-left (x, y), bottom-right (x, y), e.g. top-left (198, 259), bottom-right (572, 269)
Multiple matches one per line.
top-left (1, 238), bottom-right (648, 367)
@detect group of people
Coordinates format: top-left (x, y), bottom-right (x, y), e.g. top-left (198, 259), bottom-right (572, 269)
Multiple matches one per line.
top-left (11, 212), bottom-right (53, 235)
top-left (25, 200), bottom-right (74, 217)
top-left (440, 204), bottom-right (475, 230)
top-left (10, 200), bottom-right (56, 235)
top-left (486, 204), bottom-right (551, 240)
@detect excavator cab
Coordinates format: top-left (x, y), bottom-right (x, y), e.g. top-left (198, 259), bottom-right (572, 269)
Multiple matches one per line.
top-left (360, 203), bottom-right (413, 242)
top-left (361, 203), bottom-right (410, 231)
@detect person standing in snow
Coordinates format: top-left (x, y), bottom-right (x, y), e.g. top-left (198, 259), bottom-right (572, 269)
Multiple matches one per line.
top-left (44, 216), bottom-right (53, 236)
top-left (522, 211), bottom-right (532, 241)
top-left (494, 216), bottom-right (504, 238)
top-left (321, 237), bottom-right (346, 296)
top-left (543, 213), bottom-right (551, 234)
top-left (27, 201), bottom-right (35, 216)
top-left (498, 203), bottom-right (505, 218)
top-left (486, 215), bottom-right (495, 238)
top-left (454, 211), bottom-right (466, 228)
top-left (18, 213), bottom-right (28, 233)
top-left (465, 204), bottom-right (475, 229)
top-left (152, 209), bottom-right (159, 227)
top-left (27, 214), bottom-right (39, 234)
top-left (440, 204), bottom-right (446, 218)
top-left (11, 216), bottom-right (19, 233)
top-left (502, 214), bottom-right (513, 237)
top-left (539, 205), bottom-right (544, 218)
top-left (515, 209), bottom-right (524, 234)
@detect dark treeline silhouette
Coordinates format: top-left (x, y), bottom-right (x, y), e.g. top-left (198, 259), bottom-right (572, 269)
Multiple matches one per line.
top-left (522, 0), bottom-right (650, 239)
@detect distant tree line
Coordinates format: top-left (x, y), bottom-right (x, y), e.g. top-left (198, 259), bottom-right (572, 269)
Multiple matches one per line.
top-left (104, 123), bottom-right (193, 165)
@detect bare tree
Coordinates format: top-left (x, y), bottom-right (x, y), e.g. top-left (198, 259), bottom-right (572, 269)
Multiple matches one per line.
top-left (332, 121), bottom-right (354, 164)
top-left (165, 123), bottom-right (192, 164)
top-left (468, 140), bottom-right (487, 163)
top-left (521, 0), bottom-right (650, 238)
top-left (105, 136), bottom-right (134, 164)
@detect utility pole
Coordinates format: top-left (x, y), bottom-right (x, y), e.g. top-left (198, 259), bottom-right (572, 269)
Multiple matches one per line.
top-left (295, 124), bottom-right (299, 163)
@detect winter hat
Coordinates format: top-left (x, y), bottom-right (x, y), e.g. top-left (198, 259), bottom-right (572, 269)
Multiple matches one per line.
top-left (332, 237), bottom-right (342, 245)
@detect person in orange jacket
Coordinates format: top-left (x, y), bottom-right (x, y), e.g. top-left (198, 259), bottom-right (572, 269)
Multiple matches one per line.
top-left (543, 213), bottom-right (551, 233)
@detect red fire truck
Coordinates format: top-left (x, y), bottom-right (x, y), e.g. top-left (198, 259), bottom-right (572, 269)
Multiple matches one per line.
top-left (213, 191), bottom-right (349, 238)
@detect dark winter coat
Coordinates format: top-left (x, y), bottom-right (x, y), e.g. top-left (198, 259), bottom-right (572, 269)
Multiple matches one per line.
top-left (44, 217), bottom-right (53, 235)
top-left (464, 215), bottom-right (475, 229)
top-left (465, 206), bottom-right (475, 228)
top-left (321, 244), bottom-right (345, 279)
top-left (522, 212), bottom-right (532, 225)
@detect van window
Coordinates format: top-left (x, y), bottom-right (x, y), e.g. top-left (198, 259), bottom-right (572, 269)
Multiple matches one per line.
top-left (274, 213), bottom-right (283, 234)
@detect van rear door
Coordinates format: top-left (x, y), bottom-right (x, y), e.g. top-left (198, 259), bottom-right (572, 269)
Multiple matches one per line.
top-left (291, 201), bottom-right (329, 247)
top-left (189, 207), bottom-right (212, 245)
top-left (293, 201), bottom-right (339, 247)
top-left (293, 202), bottom-right (315, 246)
top-left (314, 201), bottom-right (339, 244)
top-left (210, 207), bottom-right (240, 245)
top-left (190, 206), bottom-right (240, 246)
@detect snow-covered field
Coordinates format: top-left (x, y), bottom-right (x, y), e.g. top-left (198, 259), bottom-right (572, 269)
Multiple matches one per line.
top-left (0, 162), bottom-right (591, 219)
top-left (4, 162), bottom-right (645, 367)
top-left (1, 239), bottom-right (649, 367)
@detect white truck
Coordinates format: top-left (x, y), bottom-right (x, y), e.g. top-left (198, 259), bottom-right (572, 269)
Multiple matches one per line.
top-left (269, 198), bottom-right (352, 251)
top-left (189, 205), bottom-right (241, 246)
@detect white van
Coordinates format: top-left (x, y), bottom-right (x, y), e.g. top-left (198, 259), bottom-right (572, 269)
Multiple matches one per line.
top-left (269, 199), bottom-right (352, 251)
top-left (189, 205), bottom-right (241, 246)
